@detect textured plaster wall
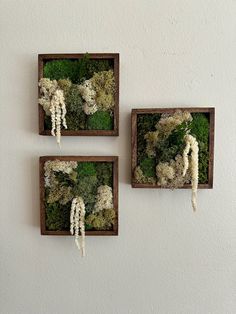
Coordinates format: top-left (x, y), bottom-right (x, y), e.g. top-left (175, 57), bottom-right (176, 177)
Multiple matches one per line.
top-left (1, 1), bottom-right (236, 313)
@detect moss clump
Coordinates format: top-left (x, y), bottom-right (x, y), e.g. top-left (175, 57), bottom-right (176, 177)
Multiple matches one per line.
top-left (91, 70), bottom-right (115, 111)
top-left (190, 113), bottom-right (210, 183)
top-left (77, 162), bottom-right (97, 178)
top-left (63, 83), bottom-right (87, 130)
top-left (47, 186), bottom-right (74, 205)
top-left (96, 163), bottom-right (113, 186)
top-left (46, 202), bottom-right (70, 231)
top-left (190, 113), bottom-right (209, 143)
top-left (44, 60), bottom-right (79, 82)
top-left (137, 114), bottom-right (161, 163)
top-left (86, 208), bottom-right (116, 230)
top-left (43, 55), bottom-right (112, 83)
top-left (87, 111), bottom-right (113, 130)
top-left (73, 175), bottom-right (98, 211)
top-left (140, 157), bottom-right (156, 177)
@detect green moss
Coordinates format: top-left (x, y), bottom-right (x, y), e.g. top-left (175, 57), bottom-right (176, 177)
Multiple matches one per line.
top-left (43, 54), bottom-right (112, 83)
top-left (44, 59), bottom-right (79, 82)
top-left (73, 175), bottom-right (98, 210)
top-left (190, 113), bottom-right (210, 183)
top-left (190, 113), bottom-right (209, 143)
top-left (137, 114), bottom-right (161, 163)
top-left (77, 162), bottom-right (97, 178)
top-left (85, 208), bottom-right (115, 230)
top-left (46, 202), bottom-right (70, 231)
top-left (140, 157), bottom-right (156, 177)
top-left (87, 111), bottom-right (113, 130)
top-left (64, 84), bottom-right (87, 130)
top-left (96, 162), bottom-right (113, 186)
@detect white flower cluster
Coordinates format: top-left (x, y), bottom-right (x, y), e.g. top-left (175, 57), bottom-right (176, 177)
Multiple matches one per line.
top-left (70, 197), bottom-right (86, 257)
top-left (156, 162), bottom-right (175, 186)
top-left (38, 78), bottom-right (58, 115)
top-left (157, 110), bottom-right (192, 136)
top-left (183, 134), bottom-right (199, 211)
top-left (44, 160), bottom-right (77, 187)
top-left (78, 80), bottom-right (97, 115)
top-left (94, 185), bottom-right (113, 212)
top-left (50, 89), bottom-right (67, 145)
top-left (39, 78), bottom-right (67, 145)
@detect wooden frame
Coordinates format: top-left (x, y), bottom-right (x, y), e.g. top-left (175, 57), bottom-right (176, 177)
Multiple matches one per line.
top-left (38, 53), bottom-right (119, 136)
top-left (40, 156), bottom-right (119, 235)
top-left (131, 107), bottom-right (215, 189)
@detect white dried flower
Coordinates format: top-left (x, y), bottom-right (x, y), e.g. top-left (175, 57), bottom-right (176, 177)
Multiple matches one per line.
top-left (78, 80), bottom-right (98, 115)
top-left (70, 197), bottom-right (86, 257)
top-left (156, 162), bottom-right (175, 186)
top-left (38, 78), bottom-right (67, 145)
top-left (44, 160), bottom-right (77, 187)
top-left (94, 185), bottom-right (113, 213)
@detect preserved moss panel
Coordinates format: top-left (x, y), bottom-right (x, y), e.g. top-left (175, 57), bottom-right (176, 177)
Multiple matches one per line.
top-left (40, 54), bottom-right (115, 131)
top-left (44, 161), bottom-right (115, 231)
top-left (136, 112), bottom-right (210, 185)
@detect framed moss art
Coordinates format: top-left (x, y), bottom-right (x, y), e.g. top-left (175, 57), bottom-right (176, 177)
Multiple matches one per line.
top-left (131, 108), bottom-right (215, 210)
top-left (40, 156), bottom-right (118, 255)
top-left (38, 53), bottom-right (119, 145)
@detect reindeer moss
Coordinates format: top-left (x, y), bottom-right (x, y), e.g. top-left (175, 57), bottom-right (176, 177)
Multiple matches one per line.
top-left (87, 111), bottom-right (113, 130)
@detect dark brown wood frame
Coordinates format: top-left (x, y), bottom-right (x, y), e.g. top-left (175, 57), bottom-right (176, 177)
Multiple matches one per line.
top-left (40, 156), bottom-right (119, 235)
top-left (38, 53), bottom-right (119, 136)
top-left (131, 107), bottom-right (215, 189)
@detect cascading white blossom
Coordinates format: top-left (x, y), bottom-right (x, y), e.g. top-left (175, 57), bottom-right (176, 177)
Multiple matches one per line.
top-left (70, 197), bottom-right (86, 257)
top-left (50, 89), bottom-right (67, 146)
top-left (78, 80), bottom-right (97, 115)
top-left (39, 78), bottom-right (67, 146)
top-left (182, 134), bottom-right (199, 211)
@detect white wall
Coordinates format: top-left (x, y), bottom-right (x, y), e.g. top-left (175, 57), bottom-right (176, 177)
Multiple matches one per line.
top-left (1, 1), bottom-right (236, 313)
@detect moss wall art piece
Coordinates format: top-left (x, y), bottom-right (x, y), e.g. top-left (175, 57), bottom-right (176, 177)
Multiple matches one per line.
top-left (38, 53), bottom-right (119, 145)
top-left (131, 108), bottom-right (215, 211)
top-left (40, 156), bottom-right (118, 242)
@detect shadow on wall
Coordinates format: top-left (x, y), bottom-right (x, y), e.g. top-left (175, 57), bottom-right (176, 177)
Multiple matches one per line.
top-left (118, 110), bottom-right (131, 186)
top-left (27, 155), bottom-right (40, 229)
top-left (21, 54), bottom-right (38, 135)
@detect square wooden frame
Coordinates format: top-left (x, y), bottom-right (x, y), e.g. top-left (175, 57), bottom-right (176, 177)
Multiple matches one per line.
top-left (40, 156), bottom-right (119, 235)
top-left (131, 107), bottom-right (215, 189)
top-left (38, 53), bottom-right (119, 136)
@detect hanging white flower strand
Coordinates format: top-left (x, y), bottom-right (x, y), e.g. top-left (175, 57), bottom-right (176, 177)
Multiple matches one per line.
top-left (50, 89), bottom-right (67, 146)
top-left (183, 134), bottom-right (199, 211)
top-left (38, 78), bottom-right (67, 146)
top-left (70, 197), bottom-right (86, 257)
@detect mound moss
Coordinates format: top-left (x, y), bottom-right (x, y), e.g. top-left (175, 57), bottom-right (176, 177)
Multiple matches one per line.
top-left (87, 111), bottom-right (113, 130)
top-left (43, 54), bottom-right (112, 83)
top-left (140, 157), bottom-right (156, 177)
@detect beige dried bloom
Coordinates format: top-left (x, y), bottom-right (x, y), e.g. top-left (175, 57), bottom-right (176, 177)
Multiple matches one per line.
top-left (156, 110), bottom-right (192, 137)
top-left (156, 155), bottom-right (191, 188)
top-left (94, 185), bottom-right (113, 213)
